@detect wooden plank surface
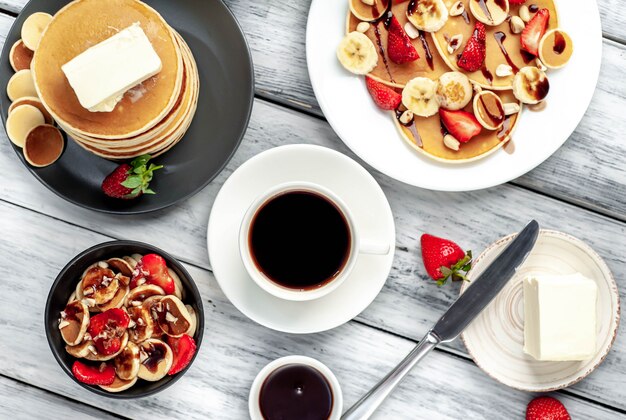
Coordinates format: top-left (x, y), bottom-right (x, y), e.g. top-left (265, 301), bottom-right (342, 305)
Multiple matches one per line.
top-left (0, 199), bottom-right (622, 420)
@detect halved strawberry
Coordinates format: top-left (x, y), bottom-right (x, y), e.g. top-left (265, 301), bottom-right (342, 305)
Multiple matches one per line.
top-left (421, 234), bottom-right (472, 286)
top-left (130, 254), bottom-right (175, 294)
top-left (440, 109), bottom-right (482, 143)
top-left (458, 22), bottom-right (486, 72)
top-left (72, 361), bottom-right (116, 386)
top-left (88, 308), bottom-right (130, 356)
top-left (167, 334), bottom-right (197, 375)
top-left (365, 76), bottom-right (402, 110)
top-left (387, 15), bottom-right (419, 64)
top-left (521, 9), bottom-right (550, 56)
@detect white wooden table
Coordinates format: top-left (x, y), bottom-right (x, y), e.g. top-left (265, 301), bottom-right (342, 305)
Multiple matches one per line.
top-left (0, 0), bottom-right (625, 419)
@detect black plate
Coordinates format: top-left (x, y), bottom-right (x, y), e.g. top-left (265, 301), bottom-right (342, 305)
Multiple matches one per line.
top-left (0, 0), bottom-right (254, 214)
top-left (45, 241), bottom-right (205, 398)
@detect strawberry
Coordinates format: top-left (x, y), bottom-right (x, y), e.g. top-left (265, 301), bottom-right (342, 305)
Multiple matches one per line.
top-left (72, 361), bottom-right (116, 386)
top-left (88, 308), bottom-right (130, 356)
top-left (458, 22), bottom-right (486, 72)
top-left (509, 0), bottom-right (527, 4)
top-left (526, 396), bottom-right (571, 420)
top-left (130, 254), bottom-right (176, 294)
top-left (365, 76), bottom-right (402, 110)
top-left (387, 15), bottom-right (419, 64)
top-left (167, 334), bottom-right (197, 375)
top-left (521, 9), bottom-right (550, 56)
top-left (101, 154), bottom-right (163, 199)
top-left (439, 109), bottom-right (482, 143)
top-left (420, 234), bottom-right (472, 286)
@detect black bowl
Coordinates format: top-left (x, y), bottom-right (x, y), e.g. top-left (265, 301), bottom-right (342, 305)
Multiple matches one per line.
top-left (0, 0), bottom-right (254, 214)
top-left (45, 241), bottom-right (205, 398)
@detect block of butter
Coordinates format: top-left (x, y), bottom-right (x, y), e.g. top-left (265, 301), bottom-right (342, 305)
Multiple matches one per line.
top-left (61, 22), bottom-right (162, 112)
top-left (523, 273), bottom-right (597, 361)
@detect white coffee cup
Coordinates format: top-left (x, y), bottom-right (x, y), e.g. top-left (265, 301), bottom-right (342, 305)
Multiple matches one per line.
top-left (248, 355), bottom-right (343, 420)
top-left (239, 181), bottom-right (390, 301)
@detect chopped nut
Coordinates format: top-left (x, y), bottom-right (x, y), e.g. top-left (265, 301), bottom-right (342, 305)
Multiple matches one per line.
top-left (496, 64), bottom-right (513, 77)
top-left (99, 362), bottom-right (107, 372)
top-left (83, 333), bottom-right (92, 341)
top-left (447, 34), bottom-right (463, 54)
top-left (88, 345), bottom-right (98, 355)
top-left (472, 82), bottom-right (482, 94)
top-left (509, 16), bottom-right (525, 34)
top-left (356, 22), bottom-right (370, 33)
top-left (399, 110), bottom-right (414, 125)
top-left (97, 261), bottom-right (108, 269)
top-left (82, 298), bottom-right (96, 307)
top-left (60, 311), bottom-right (67, 319)
top-left (449, 1), bottom-right (465, 17)
top-left (503, 103), bottom-right (521, 115)
top-left (361, 0), bottom-right (375, 5)
top-left (136, 277), bottom-right (146, 286)
top-left (137, 317), bottom-right (145, 326)
top-left (404, 22), bottom-right (419, 39)
top-left (128, 320), bottom-right (136, 329)
top-left (443, 134), bottom-right (461, 151)
top-left (83, 287), bottom-right (95, 296)
top-left (519, 5), bottom-right (531, 23)
top-left (165, 312), bottom-right (178, 323)
top-left (535, 57), bottom-right (547, 71)
top-left (131, 300), bottom-right (142, 307)
top-left (58, 320), bottom-right (70, 329)
top-left (139, 350), bottom-right (148, 363)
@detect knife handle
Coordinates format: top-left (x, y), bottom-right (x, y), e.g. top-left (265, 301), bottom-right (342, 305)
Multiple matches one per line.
top-left (341, 331), bottom-right (441, 420)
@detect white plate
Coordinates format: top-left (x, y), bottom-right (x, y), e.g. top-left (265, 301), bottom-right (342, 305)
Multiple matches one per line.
top-left (460, 230), bottom-right (620, 392)
top-left (306, 0), bottom-right (602, 191)
top-left (207, 144), bottom-right (396, 334)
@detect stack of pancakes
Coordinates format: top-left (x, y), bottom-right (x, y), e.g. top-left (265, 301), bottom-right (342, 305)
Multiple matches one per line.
top-left (31, 0), bottom-right (199, 159)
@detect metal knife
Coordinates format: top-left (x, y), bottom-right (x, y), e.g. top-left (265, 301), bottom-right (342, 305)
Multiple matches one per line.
top-left (341, 220), bottom-right (540, 420)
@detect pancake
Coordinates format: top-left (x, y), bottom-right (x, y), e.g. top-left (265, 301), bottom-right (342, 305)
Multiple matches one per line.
top-left (394, 89), bottom-right (521, 162)
top-left (32, 0), bottom-right (183, 139)
top-left (432, 0), bottom-right (559, 89)
top-left (347, 2), bottom-right (449, 88)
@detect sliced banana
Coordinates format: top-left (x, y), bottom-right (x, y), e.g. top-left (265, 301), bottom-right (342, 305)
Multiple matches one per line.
top-left (138, 339), bottom-right (173, 382)
top-left (6, 104), bottom-right (45, 147)
top-left (99, 376), bottom-right (137, 393)
top-left (59, 300), bottom-right (89, 346)
top-left (436, 72), bottom-right (472, 111)
top-left (336, 31), bottom-right (378, 75)
top-left (115, 342), bottom-right (140, 380)
top-left (157, 296), bottom-right (193, 338)
top-left (402, 77), bottom-right (440, 117)
top-left (185, 305), bottom-right (198, 337)
top-left (21, 12), bottom-right (53, 51)
top-left (512, 66), bottom-right (550, 105)
top-left (168, 268), bottom-right (184, 300)
top-left (406, 0), bottom-right (448, 32)
top-left (7, 69), bottom-right (37, 102)
top-left (469, 0), bottom-right (508, 26)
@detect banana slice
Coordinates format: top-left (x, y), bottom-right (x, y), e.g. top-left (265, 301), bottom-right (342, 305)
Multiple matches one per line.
top-left (402, 77), bottom-right (440, 117)
top-left (469, 0), bottom-right (508, 26)
top-left (7, 70), bottom-right (37, 102)
top-left (336, 31), bottom-right (378, 75)
top-left (168, 268), bottom-right (184, 300)
top-left (81, 264), bottom-right (119, 306)
top-left (21, 12), bottom-right (53, 51)
top-left (127, 305), bottom-right (155, 343)
top-left (59, 300), bottom-right (89, 346)
top-left (436, 72), bottom-right (472, 111)
top-left (138, 339), bottom-right (173, 382)
top-left (115, 342), bottom-right (140, 380)
top-left (99, 376), bottom-right (137, 393)
top-left (512, 66), bottom-right (550, 104)
top-left (9, 97), bottom-right (53, 125)
top-left (6, 104), bottom-right (45, 147)
top-left (9, 40), bottom-right (34, 72)
top-left (406, 0), bottom-right (448, 32)
top-left (185, 305), bottom-right (198, 337)
top-left (157, 296), bottom-right (193, 338)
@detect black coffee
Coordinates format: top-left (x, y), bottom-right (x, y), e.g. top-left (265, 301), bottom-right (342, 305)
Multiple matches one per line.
top-left (259, 364), bottom-right (333, 420)
top-left (249, 190), bottom-right (351, 290)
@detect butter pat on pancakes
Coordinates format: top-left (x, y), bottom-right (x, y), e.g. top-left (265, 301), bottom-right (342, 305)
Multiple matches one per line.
top-left (523, 273), bottom-right (597, 361)
top-left (61, 22), bottom-right (163, 112)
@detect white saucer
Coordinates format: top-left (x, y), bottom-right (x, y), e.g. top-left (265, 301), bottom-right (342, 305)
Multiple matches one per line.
top-left (207, 144), bottom-right (396, 334)
top-left (461, 230), bottom-right (620, 392)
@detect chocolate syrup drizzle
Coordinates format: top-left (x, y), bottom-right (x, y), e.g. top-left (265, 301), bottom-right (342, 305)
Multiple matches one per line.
top-left (493, 31), bottom-right (520, 73)
top-left (481, 67), bottom-right (494, 85)
top-left (553, 32), bottom-right (566, 54)
top-left (370, 0), bottom-right (395, 83)
top-left (395, 109), bottom-right (423, 148)
top-left (418, 30), bottom-right (435, 70)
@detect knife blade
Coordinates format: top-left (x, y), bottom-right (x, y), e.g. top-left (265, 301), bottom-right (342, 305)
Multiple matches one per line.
top-left (341, 220), bottom-right (540, 420)
top-left (432, 219), bottom-right (540, 342)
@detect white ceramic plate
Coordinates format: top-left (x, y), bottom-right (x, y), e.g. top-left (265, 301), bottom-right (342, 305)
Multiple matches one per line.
top-left (207, 144), bottom-right (396, 334)
top-left (306, 0), bottom-right (602, 191)
top-left (460, 230), bottom-right (620, 392)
